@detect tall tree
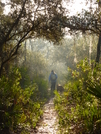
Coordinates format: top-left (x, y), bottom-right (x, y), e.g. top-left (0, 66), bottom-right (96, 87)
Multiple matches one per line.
top-left (1, 0), bottom-right (101, 76)
top-left (0, 0), bottom-right (65, 76)
top-left (95, 0), bottom-right (101, 63)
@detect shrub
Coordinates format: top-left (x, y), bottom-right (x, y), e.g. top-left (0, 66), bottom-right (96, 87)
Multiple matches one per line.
top-left (33, 76), bottom-right (49, 101)
top-left (54, 59), bottom-right (101, 134)
top-left (0, 68), bottom-right (43, 133)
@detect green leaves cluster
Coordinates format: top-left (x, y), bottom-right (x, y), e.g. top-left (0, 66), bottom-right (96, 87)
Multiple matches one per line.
top-left (86, 63), bottom-right (101, 99)
top-left (0, 68), bottom-right (46, 133)
top-left (0, 0), bottom-right (65, 76)
top-left (33, 76), bottom-right (49, 100)
top-left (54, 59), bottom-right (101, 134)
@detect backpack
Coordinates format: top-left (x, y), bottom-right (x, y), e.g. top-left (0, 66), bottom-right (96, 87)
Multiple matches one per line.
top-left (51, 73), bottom-right (56, 81)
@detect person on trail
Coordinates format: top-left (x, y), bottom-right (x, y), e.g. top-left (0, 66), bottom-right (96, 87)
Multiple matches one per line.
top-left (49, 70), bottom-right (57, 91)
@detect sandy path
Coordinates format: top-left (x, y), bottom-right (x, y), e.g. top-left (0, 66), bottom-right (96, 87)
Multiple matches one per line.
top-left (34, 98), bottom-right (59, 134)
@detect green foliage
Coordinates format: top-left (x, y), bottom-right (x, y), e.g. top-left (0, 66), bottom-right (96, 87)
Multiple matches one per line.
top-left (19, 67), bottom-right (31, 88)
top-left (86, 63), bottom-right (101, 99)
top-left (33, 76), bottom-right (49, 101)
top-left (54, 59), bottom-right (101, 134)
top-left (0, 68), bottom-right (43, 133)
top-left (0, 0), bottom-right (65, 76)
top-left (17, 65), bottom-right (49, 101)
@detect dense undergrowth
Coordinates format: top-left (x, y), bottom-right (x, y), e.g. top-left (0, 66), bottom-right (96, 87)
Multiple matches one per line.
top-left (0, 67), bottom-right (49, 134)
top-left (54, 59), bottom-right (101, 134)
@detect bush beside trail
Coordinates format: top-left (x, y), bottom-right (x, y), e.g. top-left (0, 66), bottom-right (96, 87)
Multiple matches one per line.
top-left (54, 59), bottom-right (101, 134)
top-left (0, 68), bottom-right (49, 134)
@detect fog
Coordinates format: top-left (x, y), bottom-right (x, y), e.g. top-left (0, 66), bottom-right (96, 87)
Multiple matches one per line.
top-left (24, 38), bottom-right (68, 85)
top-left (21, 34), bottom-right (97, 85)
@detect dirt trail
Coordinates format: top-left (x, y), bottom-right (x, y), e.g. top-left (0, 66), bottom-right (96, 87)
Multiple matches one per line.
top-left (34, 97), bottom-right (59, 134)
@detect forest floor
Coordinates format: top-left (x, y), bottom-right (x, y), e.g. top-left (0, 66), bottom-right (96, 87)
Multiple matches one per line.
top-left (32, 96), bottom-right (60, 134)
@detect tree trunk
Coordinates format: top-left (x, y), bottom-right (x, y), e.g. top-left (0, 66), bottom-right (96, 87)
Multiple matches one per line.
top-left (89, 36), bottom-right (92, 65)
top-left (96, 0), bottom-right (101, 63)
top-left (24, 41), bottom-right (27, 63)
top-left (95, 35), bottom-right (101, 63)
top-left (0, 63), bottom-right (3, 77)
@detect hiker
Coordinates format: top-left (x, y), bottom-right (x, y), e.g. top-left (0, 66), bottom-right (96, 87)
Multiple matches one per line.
top-left (49, 70), bottom-right (57, 91)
